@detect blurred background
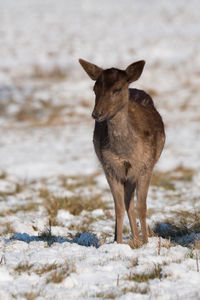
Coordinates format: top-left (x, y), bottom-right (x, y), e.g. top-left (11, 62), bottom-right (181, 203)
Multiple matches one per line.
top-left (0, 2), bottom-right (200, 297)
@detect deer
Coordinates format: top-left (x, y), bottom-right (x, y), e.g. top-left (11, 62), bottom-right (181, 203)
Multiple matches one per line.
top-left (79, 58), bottom-right (165, 245)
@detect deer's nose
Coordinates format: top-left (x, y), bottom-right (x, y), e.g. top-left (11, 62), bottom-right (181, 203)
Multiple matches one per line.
top-left (92, 112), bottom-right (97, 120)
top-left (92, 111), bottom-right (105, 122)
top-left (92, 112), bottom-right (102, 120)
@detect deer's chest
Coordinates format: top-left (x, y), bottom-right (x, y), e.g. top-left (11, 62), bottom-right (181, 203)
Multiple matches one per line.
top-left (101, 148), bottom-right (132, 180)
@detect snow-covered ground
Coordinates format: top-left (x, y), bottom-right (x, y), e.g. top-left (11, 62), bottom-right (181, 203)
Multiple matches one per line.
top-left (0, 0), bottom-right (200, 299)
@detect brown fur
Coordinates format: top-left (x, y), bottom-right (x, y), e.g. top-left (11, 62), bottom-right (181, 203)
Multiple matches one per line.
top-left (79, 59), bottom-right (165, 244)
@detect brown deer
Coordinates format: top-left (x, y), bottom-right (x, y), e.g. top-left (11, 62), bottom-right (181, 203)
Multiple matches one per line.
top-left (79, 58), bottom-right (165, 244)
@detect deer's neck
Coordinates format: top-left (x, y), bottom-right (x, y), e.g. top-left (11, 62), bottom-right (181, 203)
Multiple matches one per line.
top-left (107, 105), bottom-right (131, 153)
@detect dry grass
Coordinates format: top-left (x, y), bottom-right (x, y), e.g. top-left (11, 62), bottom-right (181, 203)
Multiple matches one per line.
top-left (46, 263), bottom-right (75, 284)
top-left (14, 261), bottom-right (33, 275)
top-left (123, 225), bottom-right (130, 235)
top-left (147, 88), bottom-right (158, 97)
top-left (21, 292), bottom-right (40, 300)
top-left (151, 172), bottom-right (175, 190)
top-left (15, 100), bottom-right (67, 125)
top-left (14, 260), bottom-right (75, 285)
top-left (95, 291), bottom-right (117, 299)
top-left (161, 238), bottom-right (173, 249)
top-left (59, 173), bottom-right (99, 190)
top-left (185, 250), bottom-right (196, 259)
top-left (15, 104), bottom-right (42, 123)
top-left (0, 222), bottom-right (15, 235)
top-left (68, 215), bottom-right (97, 232)
top-left (127, 264), bottom-right (163, 282)
top-left (38, 223), bottom-right (58, 246)
top-left (151, 166), bottom-right (196, 190)
top-left (127, 239), bottom-right (143, 249)
top-left (0, 171), bottom-right (6, 179)
top-left (95, 279), bottom-right (149, 298)
top-left (0, 202), bottom-right (39, 217)
top-left (32, 65), bottom-right (67, 81)
top-left (122, 285), bottom-right (149, 295)
top-left (80, 99), bottom-right (91, 108)
top-left (128, 257), bottom-right (139, 267)
top-left (41, 174), bottom-right (110, 223)
top-left (44, 194), bottom-right (108, 218)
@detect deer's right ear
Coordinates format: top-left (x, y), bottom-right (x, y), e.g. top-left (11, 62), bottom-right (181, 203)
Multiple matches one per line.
top-left (125, 60), bottom-right (145, 83)
top-left (79, 59), bottom-right (103, 81)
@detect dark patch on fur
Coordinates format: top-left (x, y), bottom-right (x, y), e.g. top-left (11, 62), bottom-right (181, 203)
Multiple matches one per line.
top-left (124, 161), bottom-right (132, 176)
top-left (129, 88), bottom-right (154, 107)
top-left (97, 68), bottom-right (126, 90)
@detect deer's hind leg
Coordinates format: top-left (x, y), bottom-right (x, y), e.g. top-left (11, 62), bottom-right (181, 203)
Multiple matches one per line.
top-left (124, 181), bottom-right (140, 244)
top-left (136, 173), bottom-right (151, 244)
top-left (106, 175), bottom-right (125, 243)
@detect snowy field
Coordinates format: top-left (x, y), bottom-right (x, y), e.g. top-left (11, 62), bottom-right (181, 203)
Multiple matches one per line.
top-left (0, 0), bottom-right (200, 299)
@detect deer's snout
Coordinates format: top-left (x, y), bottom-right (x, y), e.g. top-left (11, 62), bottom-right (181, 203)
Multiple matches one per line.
top-left (92, 111), bottom-right (104, 122)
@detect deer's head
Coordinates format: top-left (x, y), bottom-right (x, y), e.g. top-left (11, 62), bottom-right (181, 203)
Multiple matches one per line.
top-left (79, 59), bottom-right (145, 122)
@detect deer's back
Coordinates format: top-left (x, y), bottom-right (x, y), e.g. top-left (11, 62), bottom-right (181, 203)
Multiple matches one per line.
top-left (128, 88), bottom-right (164, 134)
top-left (128, 88), bottom-right (165, 162)
top-left (129, 88), bottom-right (154, 107)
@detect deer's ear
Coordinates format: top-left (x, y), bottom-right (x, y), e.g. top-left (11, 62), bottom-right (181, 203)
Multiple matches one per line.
top-left (79, 59), bottom-right (103, 81)
top-left (125, 60), bottom-right (145, 83)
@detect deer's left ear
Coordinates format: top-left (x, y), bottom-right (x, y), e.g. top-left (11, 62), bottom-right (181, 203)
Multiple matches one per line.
top-left (125, 60), bottom-right (145, 83)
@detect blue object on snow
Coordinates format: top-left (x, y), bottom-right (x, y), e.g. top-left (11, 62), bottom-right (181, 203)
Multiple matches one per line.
top-left (73, 232), bottom-right (100, 247)
top-left (5, 231), bottom-right (100, 248)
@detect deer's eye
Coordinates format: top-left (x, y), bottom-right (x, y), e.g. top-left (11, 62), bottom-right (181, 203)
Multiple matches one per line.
top-left (113, 88), bottom-right (122, 95)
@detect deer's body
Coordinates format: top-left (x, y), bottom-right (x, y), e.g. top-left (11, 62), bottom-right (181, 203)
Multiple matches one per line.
top-left (79, 60), bottom-right (165, 244)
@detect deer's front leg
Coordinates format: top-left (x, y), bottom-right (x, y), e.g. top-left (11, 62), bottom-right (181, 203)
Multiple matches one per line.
top-left (124, 181), bottom-right (140, 244)
top-left (106, 175), bottom-right (125, 243)
top-left (136, 174), bottom-right (151, 244)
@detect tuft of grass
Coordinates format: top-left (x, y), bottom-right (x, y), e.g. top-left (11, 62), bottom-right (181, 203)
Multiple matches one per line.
top-left (151, 172), bottom-right (175, 190)
top-left (128, 257), bottom-right (139, 267)
top-left (38, 221), bottom-right (57, 246)
top-left (80, 99), bottom-right (91, 108)
top-left (127, 239), bottom-right (143, 249)
top-left (127, 264), bottom-right (163, 282)
top-left (14, 261), bottom-right (33, 275)
top-left (15, 259), bottom-right (75, 285)
top-left (151, 166), bottom-right (196, 190)
top-left (35, 263), bottom-right (58, 275)
top-left (185, 250), bottom-right (195, 259)
top-left (123, 285), bottom-right (149, 295)
top-left (21, 292), bottom-right (40, 300)
top-left (1, 222), bottom-right (15, 235)
top-left (39, 188), bottom-right (50, 199)
top-left (32, 65), bottom-right (67, 80)
top-left (0, 171), bottom-right (6, 179)
top-left (0, 182), bottom-right (27, 197)
top-left (2, 202), bottom-right (38, 216)
top-left (44, 193), bottom-right (109, 219)
top-left (59, 173), bottom-right (99, 191)
top-left (95, 291), bottom-right (117, 299)
top-left (68, 215), bottom-right (96, 232)
top-left (161, 238), bottom-right (173, 249)
top-left (123, 226), bottom-right (130, 235)
top-left (171, 166), bottom-right (195, 182)
top-left (46, 263), bottom-right (75, 284)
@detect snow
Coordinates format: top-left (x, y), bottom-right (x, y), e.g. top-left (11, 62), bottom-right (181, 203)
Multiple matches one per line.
top-left (0, 0), bottom-right (200, 299)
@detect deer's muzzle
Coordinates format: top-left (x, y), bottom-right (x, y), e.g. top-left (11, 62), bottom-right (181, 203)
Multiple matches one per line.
top-left (92, 111), bottom-right (105, 122)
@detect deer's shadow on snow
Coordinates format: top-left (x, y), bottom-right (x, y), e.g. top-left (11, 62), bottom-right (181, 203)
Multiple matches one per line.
top-left (5, 231), bottom-right (100, 247)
